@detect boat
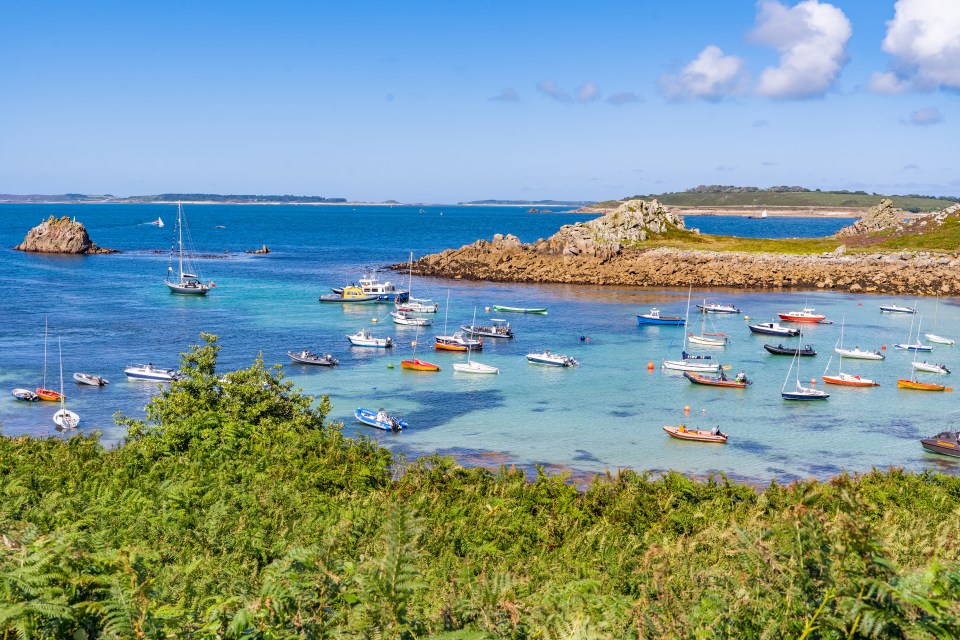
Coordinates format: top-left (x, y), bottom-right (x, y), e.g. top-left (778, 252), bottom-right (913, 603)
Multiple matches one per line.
top-left (390, 310), bottom-right (433, 326)
top-left (636, 308), bottom-right (685, 326)
top-left (355, 407), bottom-right (408, 431)
top-left (920, 431), bottom-right (960, 457)
top-left (696, 302), bottom-right (741, 314)
top-left (897, 318), bottom-right (949, 391)
top-left (287, 350), bottom-right (339, 366)
top-left (396, 252), bottom-right (438, 313)
top-left (491, 305), bottom-right (548, 315)
top-left (662, 425), bottom-right (727, 443)
top-left (688, 300), bottom-right (728, 346)
top-left (781, 327), bottom-right (829, 400)
top-left (401, 327), bottom-right (440, 371)
top-left (452, 307), bottom-right (499, 374)
top-left (73, 372), bottom-right (109, 386)
top-left (36, 319), bottom-right (63, 402)
top-left (319, 285), bottom-right (378, 304)
top-left (124, 364), bottom-right (181, 382)
top-left (748, 322), bottom-right (800, 337)
top-left (12, 388), bottom-right (39, 401)
top-left (52, 337), bottom-right (79, 429)
top-left (683, 370), bottom-right (750, 388)
top-left (777, 308), bottom-right (827, 323)
top-left (147, 217), bottom-right (164, 227)
top-left (460, 320), bottom-right (513, 339)
top-left (764, 343), bottom-right (816, 356)
top-left (354, 273), bottom-right (408, 302)
top-left (346, 328), bottom-right (393, 348)
top-left (912, 361), bottom-right (950, 374)
top-left (880, 303), bottom-right (915, 313)
top-left (822, 318), bottom-right (879, 387)
top-left (663, 289), bottom-right (722, 372)
top-left (165, 202), bottom-right (213, 295)
top-left (894, 313), bottom-right (932, 351)
top-left (435, 332), bottom-right (481, 351)
top-left (925, 294), bottom-right (955, 345)
top-left (834, 346), bottom-right (885, 360)
top-left (527, 351), bottom-right (578, 367)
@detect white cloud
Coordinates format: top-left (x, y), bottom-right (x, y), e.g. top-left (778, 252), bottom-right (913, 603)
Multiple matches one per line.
top-left (657, 45), bottom-right (748, 101)
top-left (867, 71), bottom-right (909, 95)
top-left (575, 82), bottom-right (601, 103)
top-left (536, 79), bottom-right (602, 104)
top-left (878, 0), bottom-right (960, 91)
top-left (751, 0), bottom-right (852, 99)
top-left (489, 87), bottom-right (520, 102)
top-left (908, 106), bottom-right (944, 126)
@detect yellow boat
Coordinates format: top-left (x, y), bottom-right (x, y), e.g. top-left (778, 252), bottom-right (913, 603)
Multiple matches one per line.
top-left (400, 359), bottom-right (440, 372)
top-left (319, 285), bottom-right (378, 303)
top-left (897, 379), bottom-right (950, 391)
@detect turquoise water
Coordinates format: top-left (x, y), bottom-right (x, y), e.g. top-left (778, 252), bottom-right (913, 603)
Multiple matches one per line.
top-left (1, 204), bottom-right (956, 483)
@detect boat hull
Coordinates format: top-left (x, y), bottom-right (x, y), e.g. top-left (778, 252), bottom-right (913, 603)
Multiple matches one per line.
top-left (749, 323), bottom-right (800, 337)
top-left (355, 408), bottom-right (408, 431)
top-left (492, 305), bottom-right (547, 314)
top-left (688, 334), bottom-right (727, 346)
top-left (401, 359), bottom-right (440, 371)
top-left (880, 305), bottom-right (915, 313)
top-left (73, 372), bottom-right (109, 386)
top-left (662, 359), bottom-right (720, 373)
top-left (287, 351), bottom-right (338, 366)
top-left (925, 333), bottom-right (955, 345)
top-left (637, 316), bottom-right (685, 326)
top-left (822, 374), bottom-right (878, 387)
top-left (527, 353), bottom-right (577, 367)
top-left (894, 344), bottom-right (933, 352)
top-left (782, 391), bottom-right (829, 400)
top-left (452, 362), bottom-right (499, 374)
top-left (683, 371), bottom-right (747, 388)
top-left (835, 348), bottom-right (884, 360)
top-left (764, 344), bottom-right (816, 356)
top-left (124, 366), bottom-right (179, 382)
top-left (36, 388), bottom-right (64, 402)
top-left (12, 388), bottom-right (39, 401)
top-left (696, 304), bottom-right (740, 314)
top-left (319, 295), bottom-right (377, 303)
top-left (897, 379), bottom-right (946, 391)
top-left (920, 433), bottom-right (960, 457)
top-left (165, 280), bottom-right (210, 295)
top-left (460, 324), bottom-right (513, 338)
top-left (662, 425), bottom-right (727, 443)
top-left (912, 362), bottom-right (949, 374)
top-left (53, 408), bottom-right (79, 429)
top-left (777, 313), bottom-right (825, 323)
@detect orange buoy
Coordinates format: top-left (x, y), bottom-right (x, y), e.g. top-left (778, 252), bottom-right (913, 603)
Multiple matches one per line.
top-left (684, 406), bottom-right (690, 413)
top-left (881, 345), bottom-right (887, 350)
top-left (647, 361), bottom-right (655, 370)
top-left (810, 379), bottom-right (816, 385)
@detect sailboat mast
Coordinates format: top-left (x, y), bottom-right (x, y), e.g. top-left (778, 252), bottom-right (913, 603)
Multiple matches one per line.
top-left (407, 251), bottom-right (414, 297)
top-left (42, 318), bottom-right (48, 388)
top-left (58, 336), bottom-right (65, 412)
top-left (177, 201), bottom-right (184, 279)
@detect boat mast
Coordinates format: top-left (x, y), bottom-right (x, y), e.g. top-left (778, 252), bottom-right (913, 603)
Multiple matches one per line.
top-left (42, 317), bottom-right (48, 388)
top-left (177, 201), bottom-right (184, 279)
top-left (58, 336), bottom-right (65, 413)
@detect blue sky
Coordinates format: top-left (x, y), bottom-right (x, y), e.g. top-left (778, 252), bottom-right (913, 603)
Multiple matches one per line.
top-left (1, 0), bottom-right (957, 202)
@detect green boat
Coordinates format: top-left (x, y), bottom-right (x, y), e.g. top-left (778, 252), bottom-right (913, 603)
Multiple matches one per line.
top-left (492, 305), bottom-right (547, 315)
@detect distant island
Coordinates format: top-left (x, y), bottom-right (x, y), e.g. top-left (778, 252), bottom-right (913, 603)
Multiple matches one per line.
top-left (460, 199), bottom-right (594, 206)
top-left (0, 193), bottom-right (348, 204)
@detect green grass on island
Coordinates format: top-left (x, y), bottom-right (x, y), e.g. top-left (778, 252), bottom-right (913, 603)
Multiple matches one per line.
top-left (1, 334), bottom-right (958, 637)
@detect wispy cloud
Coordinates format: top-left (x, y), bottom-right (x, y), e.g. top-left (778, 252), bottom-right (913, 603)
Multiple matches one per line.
top-left (489, 87), bottom-right (520, 102)
top-left (575, 82), bottom-right (601, 103)
top-left (867, 71), bottom-right (909, 95)
top-left (903, 164), bottom-right (919, 170)
top-left (657, 45), bottom-right (748, 101)
top-left (753, 119), bottom-right (770, 127)
top-left (536, 79), bottom-right (570, 102)
top-left (606, 91), bottom-right (642, 105)
top-left (908, 106), bottom-right (944, 126)
top-left (751, 0), bottom-right (852, 99)
top-left (536, 79), bottom-right (602, 103)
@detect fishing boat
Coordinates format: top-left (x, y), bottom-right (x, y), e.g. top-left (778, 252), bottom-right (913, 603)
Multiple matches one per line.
top-left (777, 308), bottom-right (827, 323)
top-left (880, 303), bottom-right (915, 313)
top-left (748, 322), bottom-right (800, 337)
top-left (822, 319), bottom-right (879, 387)
top-left (452, 308), bottom-right (499, 374)
top-left (696, 302), bottom-right (741, 314)
top-left (636, 308), bottom-right (685, 326)
top-left (683, 371), bottom-right (750, 388)
top-left (346, 328), bottom-right (393, 348)
top-left (527, 351), bottom-right (578, 367)
top-left (125, 363), bottom-right (181, 382)
top-left (781, 327), bottom-right (829, 400)
top-left (460, 320), bottom-right (513, 339)
top-left (925, 294), bottom-right (955, 345)
top-left (287, 350), bottom-right (339, 366)
top-left (165, 202), bottom-right (213, 295)
top-left (401, 327), bottom-right (440, 371)
top-left (663, 289), bottom-right (721, 372)
top-left (52, 337), bottom-right (79, 429)
top-left (36, 319), bottom-right (63, 402)
top-left (355, 408), bottom-right (408, 431)
top-left (894, 314), bottom-right (932, 351)
top-left (73, 372), bottom-right (109, 386)
top-left (834, 346), bottom-right (885, 360)
top-left (912, 361), bottom-right (950, 374)
top-left (391, 310), bottom-right (433, 326)
top-left (319, 286), bottom-right (378, 304)
top-left (12, 388), bottom-right (39, 401)
top-left (688, 300), bottom-right (728, 346)
top-left (662, 425), bottom-right (727, 443)
top-left (764, 343), bottom-right (816, 356)
top-left (491, 305), bottom-right (548, 315)
top-left (920, 431), bottom-right (960, 457)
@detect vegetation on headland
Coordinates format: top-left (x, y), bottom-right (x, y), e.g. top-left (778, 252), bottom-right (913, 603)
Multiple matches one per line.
top-left (1, 334), bottom-right (959, 637)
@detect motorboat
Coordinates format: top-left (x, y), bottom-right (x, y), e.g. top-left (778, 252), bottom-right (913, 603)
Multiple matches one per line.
top-left (764, 343), bottom-right (816, 356)
top-left (777, 308), bottom-right (826, 323)
top-left (460, 321), bottom-right (513, 338)
top-left (73, 372), bottom-right (109, 386)
top-left (912, 361), bottom-right (950, 374)
top-left (354, 273), bottom-right (408, 302)
top-left (453, 361), bottom-right (500, 374)
top-left (346, 328), bottom-right (393, 348)
top-left (636, 308), bottom-right (685, 326)
top-left (287, 350), bottom-right (339, 366)
top-left (319, 286), bottom-right (378, 304)
top-left (925, 333), bottom-right (956, 345)
top-left (400, 359), bottom-right (441, 371)
top-left (894, 342), bottom-right (933, 352)
top-left (662, 425), bottom-right (727, 443)
top-left (526, 351), bottom-right (578, 367)
top-left (920, 431), bottom-right (960, 457)
top-left (435, 332), bottom-right (482, 351)
top-left (355, 407), bottom-right (408, 431)
top-left (391, 311), bottom-right (432, 326)
top-left (683, 371), bottom-right (750, 388)
top-left (125, 364), bottom-right (181, 382)
top-left (696, 303), bottom-right (740, 314)
top-left (662, 356), bottom-right (721, 373)
top-left (834, 346), bottom-right (884, 360)
top-left (748, 322), bottom-right (800, 337)
top-left (165, 202), bottom-right (213, 295)
top-left (492, 305), bottom-right (547, 315)
top-left (880, 303), bottom-right (915, 313)
top-left (12, 388), bottom-right (39, 401)
top-left (396, 298), bottom-right (439, 313)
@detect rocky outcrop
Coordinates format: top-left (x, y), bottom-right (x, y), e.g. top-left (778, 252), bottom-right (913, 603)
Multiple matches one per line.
top-left (14, 216), bottom-right (114, 254)
top-left (835, 199), bottom-right (904, 237)
top-left (246, 245), bottom-right (271, 254)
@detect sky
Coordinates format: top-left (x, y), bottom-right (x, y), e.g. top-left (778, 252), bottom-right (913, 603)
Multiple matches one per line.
top-left (1, 0), bottom-right (958, 202)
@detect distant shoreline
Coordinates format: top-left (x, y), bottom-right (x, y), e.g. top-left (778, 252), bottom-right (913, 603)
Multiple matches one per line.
top-left (580, 205), bottom-right (865, 219)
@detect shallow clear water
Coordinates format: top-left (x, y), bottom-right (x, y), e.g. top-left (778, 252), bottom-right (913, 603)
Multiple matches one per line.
top-left (0, 204), bottom-right (956, 483)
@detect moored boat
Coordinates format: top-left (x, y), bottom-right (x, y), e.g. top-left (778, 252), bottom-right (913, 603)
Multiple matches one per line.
top-left (527, 351), bottom-right (578, 367)
top-left (346, 328), bottom-right (393, 348)
top-left (355, 407), bottom-right (408, 431)
top-left (696, 302), bottom-right (741, 314)
top-left (164, 202), bottom-right (213, 295)
top-left (782, 383), bottom-right (830, 400)
top-left (400, 358), bottom-right (441, 371)
top-left (636, 308), bottom-right (685, 326)
top-left (897, 379), bottom-right (948, 391)
top-left (920, 431), bottom-right (960, 457)
top-left (834, 346), bottom-right (884, 360)
top-left (319, 285), bottom-right (378, 304)
top-left (397, 299), bottom-right (439, 313)
top-left (287, 350), bottom-right (339, 366)
top-left (662, 425), bottom-right (727, 443)
top-left (911, 361), bottom-right (950, 374)
top-left (777, 308), bottom-right (827, 323)
top-left (460, 321), bottom-right (513, 338)
top-left (492, 305), bottom-right (547, 315)
top-left (764, 343), bottom-right (816, 356)
top-left (354, 273), bottom-right (408, 302)
top-left (391, 311), bottom-right (433, 326)
top-left (894, 342), bottom-right (933, 352)
top-left (73, 372), bottom-right (109, 386)
top-left (125, 363), bottom-right (181, 382)
top-left (52, 337), bottom-right (79, 430)
top-left (683, 371), bottom-right (750, 388)
top-left (822, 372), bottom-right (878, 387)
top-left (748, 322), bottom-right (800, 337)
top-left (925, 333), bottom-right (956, 345)
top-left (435, 332), bottom-right (482, 351)
top-left (880, 303), bottom-right (915, 313)
top-left (452, 361), bottom-right (500, 374)
top-left (12, 388), bottom-right (39, 401)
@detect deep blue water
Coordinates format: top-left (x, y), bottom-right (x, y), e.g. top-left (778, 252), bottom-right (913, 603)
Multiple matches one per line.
top-left (0, 203), bottom-right (955, 483)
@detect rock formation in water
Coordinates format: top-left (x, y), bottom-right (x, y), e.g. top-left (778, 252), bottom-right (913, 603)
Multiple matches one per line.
top-left (835, 199), bottom-right (904, 237)
top-left (14, 216), bottom-right (115, 254)
top-left (246, 245), bottom-right (271, 254)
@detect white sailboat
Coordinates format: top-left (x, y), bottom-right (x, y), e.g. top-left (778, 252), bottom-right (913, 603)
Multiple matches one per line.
top-left (687, 299), bottom-right (728, 347)
top-left (663, 288), bottom-right (721, 372)
top-left (894, 313), bottom-right (932, 352)
top-left (165, 201), bottom-right (213, 295)
top-left (822, 317), bottom-right (878, 387)
top-left (396, 251), bottom-right (438, 313)
top-left (453, 307), bottom-right (499, 374)
top-left (52, 337), bottom-right (80, 429)
top-left (782, 326), bottom-right (829, 400)
top-left (925, 294), bottom-right (955, 345)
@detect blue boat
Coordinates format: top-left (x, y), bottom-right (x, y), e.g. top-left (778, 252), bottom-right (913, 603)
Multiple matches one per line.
top-left (636, 308), bottom-right (685, 326)
top-left (355, 407), bottom-right (408, 431)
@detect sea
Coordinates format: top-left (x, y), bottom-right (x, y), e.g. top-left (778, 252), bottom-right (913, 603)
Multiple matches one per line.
top-left (1, 203), bottom-right (958, 484)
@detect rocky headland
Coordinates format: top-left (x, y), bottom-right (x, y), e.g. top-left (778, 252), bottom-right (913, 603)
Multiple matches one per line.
top-left (14, 216), bottom-right (115, 254)
top-left (403, 199), bottom-right (960, 296)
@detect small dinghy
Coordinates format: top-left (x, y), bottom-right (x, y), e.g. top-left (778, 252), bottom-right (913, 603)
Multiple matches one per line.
top-left (346, 328), bottom-right (393, 348)
top-left (460, 321), bottom-right (513, 338)
top-left (492, 305), bottom-right (547, 315)
top-left (683, 371), bottom-right (750, 388)
top-left (287, 350), bottom-right (339, 366)
top-left (12, 388), bottom-right (39, 401)
top-left (355, 407), bottom-right (408, 431)
top-left (663, 425), bottom-right (727, 443)
top-left (400, 358), bottom-right (440, 371)
top-left (921, 431), bottom-right (960, 457)
top-left (73, 372), bottom-right (109, 386)
top-left (912, 361), bottom-right (950, 374)
top-left (527, 351), bottom-right (578, 367)
top-left (764, 343), bottom-right (817, 356)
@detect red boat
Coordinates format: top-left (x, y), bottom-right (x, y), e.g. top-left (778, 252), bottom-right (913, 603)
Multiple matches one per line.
top-left (777, 308), bottom-right (826, 323)
top-left (36, 388), bottom-right (64, 402)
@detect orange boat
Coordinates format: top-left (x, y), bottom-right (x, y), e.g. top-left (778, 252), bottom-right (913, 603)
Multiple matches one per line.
top-left (897, 379), bottom-right (949, 391)
top-left (401, 359), bottom-right (440, 372)
top-left (36, 388), bottom-right (64, 402)
top-left (434, 339), bottom-right (469, 352)
top-left (663, 425), bottom-right (727, 443)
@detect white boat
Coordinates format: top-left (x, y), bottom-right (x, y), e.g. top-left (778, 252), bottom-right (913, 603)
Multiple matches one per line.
top-left (663, 288), bottom-right (722, 372)
top-left (287, 350), bottom-right (339, 366)
top-left (391, 310), bottom-right (432, 326)
top-left (125, 363), bottom-right (181, 382)
top-left (395, 252), bottom-right (437, 312)
top-left (355, 407), bottom-right (408, 431)
top-left (346, 328), bottom-right (393, 348)
top-left (53, 337), bottom-right (80, 429)
top-left (527, 351), bottom-right (578, 367)
top-left (894, 314), bottom-right (932, 351)
top-left (165, 202), bottom-right (213, 295)
top-left (333, 273), bottom-right (408, 302)
top-left (748, 321), bottom-right (800, 337)
top-left (880, 303), bottom-right (915, 313)
top-left (147, 217), bottom-right (164, 227)
top-left (782, 327), bottom-right (829, 400)
top-left (912, 361), bottom-right (950, 374)
top-left (834, 346), bottom-right (885, 360)
top-left (73, 372), bottom-right (109, 386)
top-left (688, 300), bottom-right (728, 347)
top-left (822, 318), bottom-right (879, 387)
top-left (12, 388), bottom-right (39, 401)
top-left (696, 302), bottom-right (741, 314)
top-left (453, 308), bottom-right (499, 374)
top-left (925, 295), bottom-right (954, 345)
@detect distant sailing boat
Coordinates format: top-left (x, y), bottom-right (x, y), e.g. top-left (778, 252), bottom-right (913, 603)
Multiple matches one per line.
top-left (52, 336), bottom-right (79, 429)
top-left (782, 326), bottom-right (829, 400)
top-left (925, 294), bottom-right (955, 345)
top-left (165, 201), bottom-right (213, 295)
top-left (36, 318), bottom-right (63, 402)
top-left (822, 317), bottom-right (878, 387)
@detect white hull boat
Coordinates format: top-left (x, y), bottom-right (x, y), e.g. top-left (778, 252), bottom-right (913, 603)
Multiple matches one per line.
top-left (662, 359), bottom-right (721, 373)
top-left (834, 347), bottom-right (884, 360)
top-left (453, 361), bottom-right (500, 374)
top-left (125, 364), bottom-right (181, 382)
top-left (912, 361), bottom-right (950, 374)
top-left (165, 202), bottom-right (213, 295)
top-left (925, 333), bottom-right (955, 345)
top-left (527, 351), bottom-right (578, 367)
top-left (12, 388), bottom-right (39, 401)
top-left (880, 304), bottom-right (915, 313)
top-left (346, 329), bottom-right (393, 348)
top-left (53, 408), bottom-right (80, 429)
top-left (73, 372), bottom-right (109, 386)
top-left (391, 311), bottom-right (432, 326)
top-left (696, 303), bottom-right (740, 314)
top-left (894, 343), bottom-right (933, 352)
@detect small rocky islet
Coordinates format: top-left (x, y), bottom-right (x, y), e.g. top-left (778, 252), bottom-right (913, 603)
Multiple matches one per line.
top-left (403, 198), bottom-right (960, 296)
top-left (14, 215), bottom-right (115, 254)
